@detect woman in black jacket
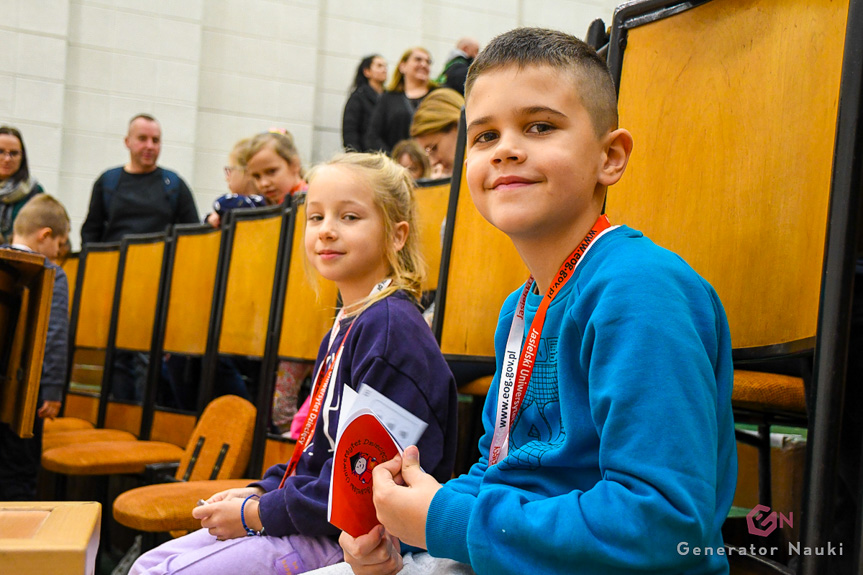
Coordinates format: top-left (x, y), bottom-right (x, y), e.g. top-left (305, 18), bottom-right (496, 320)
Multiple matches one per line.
top-left (342, 54), bottom-right (387, 152)
top-left (365, 47), bottom-right (436, 155)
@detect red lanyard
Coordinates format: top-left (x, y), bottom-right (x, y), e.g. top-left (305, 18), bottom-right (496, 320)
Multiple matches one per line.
top-left (278, 279), bottom-right (391, 488)
top-left (278, 319), bottom-right (355, 487)
top-left (488, 215), bottom-right (614, 466)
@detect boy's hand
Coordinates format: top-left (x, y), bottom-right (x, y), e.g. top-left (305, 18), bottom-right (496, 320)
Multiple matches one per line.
top-left (340, 525), bottom-right (402, 575)
top-left (37, 401), bottom-right (61, 419)
top-left (372, 445), bottom-right (441, 549)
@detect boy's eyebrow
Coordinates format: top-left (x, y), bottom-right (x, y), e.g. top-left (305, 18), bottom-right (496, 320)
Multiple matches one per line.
top-left (467, 106), bottom-right (567, 132)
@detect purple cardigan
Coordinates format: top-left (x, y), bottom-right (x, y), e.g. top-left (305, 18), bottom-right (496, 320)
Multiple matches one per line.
top-left (250, 291), bottom-right (458, 538)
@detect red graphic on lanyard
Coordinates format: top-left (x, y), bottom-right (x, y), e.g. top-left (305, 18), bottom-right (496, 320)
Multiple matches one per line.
top-left (489, 215), bottom-right (612, 466)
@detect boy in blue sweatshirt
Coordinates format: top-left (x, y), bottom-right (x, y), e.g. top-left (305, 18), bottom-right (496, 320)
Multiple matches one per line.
top-left (334, 27), bottom-right (737, 575)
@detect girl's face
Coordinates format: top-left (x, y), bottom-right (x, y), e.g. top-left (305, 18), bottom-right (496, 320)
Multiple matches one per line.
top-left (305, 165), bottom-right (406, 306)
top-left (246, 145), bottom-right (301, 205)
top-left (365, 57), bottom-right (388, 85)
top-left (0, 133), bottom-right (23, 181)
top-left (399, 50), bottom-right (431, 84)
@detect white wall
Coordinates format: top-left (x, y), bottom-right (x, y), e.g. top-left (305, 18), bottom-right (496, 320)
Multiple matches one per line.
top-left (2, 0), bottom-right (621, 247)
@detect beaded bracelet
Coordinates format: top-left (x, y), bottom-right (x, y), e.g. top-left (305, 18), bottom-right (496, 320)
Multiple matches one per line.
top-left (241, 494), bottom-right (265, 536)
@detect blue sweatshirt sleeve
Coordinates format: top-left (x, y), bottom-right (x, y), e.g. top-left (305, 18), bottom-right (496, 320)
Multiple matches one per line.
top-left (426, 254), bottom-right (735, 574)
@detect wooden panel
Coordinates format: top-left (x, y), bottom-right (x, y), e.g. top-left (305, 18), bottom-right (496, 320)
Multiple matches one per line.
top-left (610, 0), bottom-right (849, 349)
top-left (440, 171), bottom-right (527, 358)
top-left (279, 203), bottom-right (338, 361)
top-left (103, 402), bottom-right (142, 436)
top-left (63, 393), bottom-right (98, 425)
top-left (0, 502), bottom-right (100, 575)
top-left (67, 348), bottom-right (105, 394)
top-left (61, 256), bottom-right (78, 318)
top-left (415, 181), bottom-right (450, 292)
top-left (115, 240), bottom-right (166, 351)
top-left (150, 410), bottom-right (197, 448)
top-left (219, 214), bottom-right (283, 357)
top-left (262, 436), bottom-right (296, 476)
top-left (0, 250), bottom-right (54, 438)
top-left (76, 250), bottom-right (120, 349)
top-left (163, 230), bottom-right (221, 354)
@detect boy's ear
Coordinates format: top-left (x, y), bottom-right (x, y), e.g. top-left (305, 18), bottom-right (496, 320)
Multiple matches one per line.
top-left (598, 128), bottom-right (633, 187)
top-left (392, 221), bottom-right (409, 252)
top-left (36, 227), bottom-right (53, 242)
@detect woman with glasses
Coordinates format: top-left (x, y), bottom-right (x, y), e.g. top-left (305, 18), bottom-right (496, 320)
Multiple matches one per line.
top-left (0, 126), bottom-right (43, 243)
top-left (409, 88), bottom-right (465, 179)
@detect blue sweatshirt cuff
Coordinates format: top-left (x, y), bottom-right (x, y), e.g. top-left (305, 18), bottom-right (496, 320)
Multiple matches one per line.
top-left (426, 486), bottom-right (473, 565)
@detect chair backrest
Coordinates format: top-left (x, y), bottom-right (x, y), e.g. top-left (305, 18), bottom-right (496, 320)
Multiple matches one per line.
top-left (161, 226), bottom-right (223, 356)
top-left (174, 394), bottom-right (257, 481)
top-left (606, 0), bottom-right (849, 354)
top-left (414, 178), bottom-right (451, 293)
top-left (61, 252), bottom-right (79, 318)
top-left (198, 205), bottom-right (288, 411)
top-left (140, 224), bottom-right (222, 444)
top-left (99, 233), bottom-right (168, 433)
top-left (432, 112), bottom-right (528, 363)
top-left (63, 243), bottom-right (120, 423)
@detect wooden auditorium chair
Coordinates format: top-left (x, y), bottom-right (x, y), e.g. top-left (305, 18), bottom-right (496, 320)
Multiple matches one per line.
top-left (605, 0), bottom-right (858, 570)
top-left (113, 198), bottom-right (338, 537)
top-left (42, 233), bottom-right (168, 451)
top-left (43, 243), bottom-right (124, 437)
top-left (40, 224), bottom-right (224, 483)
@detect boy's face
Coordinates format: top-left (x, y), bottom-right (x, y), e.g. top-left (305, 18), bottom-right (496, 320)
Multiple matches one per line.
top-left (464, 65), bottom-right (607, 243)
top-left (36, 230), bottom-right (68, 261)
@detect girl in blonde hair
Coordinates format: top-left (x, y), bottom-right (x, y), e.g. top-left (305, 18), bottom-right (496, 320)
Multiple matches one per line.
top-left (131, 153), bottom-right (457, 575)
top-left (244, 129), bottom-right (307, 205)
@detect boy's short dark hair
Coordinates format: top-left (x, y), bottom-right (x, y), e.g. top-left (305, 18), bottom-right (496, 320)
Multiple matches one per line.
top-left (13, 194), bottom-right (70, 238)
top-left (465, 27), bottom-right (618, 137)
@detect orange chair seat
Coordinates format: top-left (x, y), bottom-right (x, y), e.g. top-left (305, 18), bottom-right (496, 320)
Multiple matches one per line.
top-left (731, 369), bottom-right (807, 415)
top-left (42, 429), bottom-right (137, 452)
top-left (113, 479), bottom-right (256, 532)
top-left (43, 418), bottom-right (95, 434)
top-left (41, 441), bottom-right (184, 475)
top-left (458, 375), bottom-right (494, 396)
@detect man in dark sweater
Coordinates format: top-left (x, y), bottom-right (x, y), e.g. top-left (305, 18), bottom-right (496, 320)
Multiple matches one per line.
top-left (81, 114), bottom-right (199, 244)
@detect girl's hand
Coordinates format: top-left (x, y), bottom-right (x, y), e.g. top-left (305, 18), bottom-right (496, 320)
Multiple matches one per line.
top-left (340, 525), bottom-right (403, 575)
top-left (192, 497), bottom-right (249, 540)
top-left (206, 212), bottom-right (221, 228)
top-left (205, 486), bottom-right (263, 504)
top-left (372, 445), bottom-right (441, 549)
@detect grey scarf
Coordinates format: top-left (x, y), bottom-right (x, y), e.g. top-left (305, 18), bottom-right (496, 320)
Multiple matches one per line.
top-left (0, 177), bottom-right (37, 241)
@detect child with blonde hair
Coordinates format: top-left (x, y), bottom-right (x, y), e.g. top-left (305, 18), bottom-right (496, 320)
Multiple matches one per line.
top-left (244, 130), bottom-right (307, 206)
top-left (131, 153), bottom-right (458, 574)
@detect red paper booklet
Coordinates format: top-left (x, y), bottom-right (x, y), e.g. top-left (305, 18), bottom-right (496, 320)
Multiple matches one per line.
top-left (328, 409), bottom-right (401, 537)
top-left (328, 384), bottom-right (427, 537)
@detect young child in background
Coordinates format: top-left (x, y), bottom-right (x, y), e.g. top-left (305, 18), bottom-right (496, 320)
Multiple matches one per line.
top-left (244, 129), bottom-right (308, 206)
top-left (206, 137), bottom-right (266, 228)
top-left (334, 27), bottom-right (737, 575)
top-left (0, 194), bottom-right (69, 500)
top-left (130, 152), bottom-right (459, 575)
top-left (391, 140), bottom-right (430, 181)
